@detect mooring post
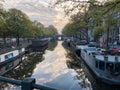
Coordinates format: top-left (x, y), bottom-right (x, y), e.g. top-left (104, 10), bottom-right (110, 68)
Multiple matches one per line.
top-left (21, 78), bottom-right (35, 90)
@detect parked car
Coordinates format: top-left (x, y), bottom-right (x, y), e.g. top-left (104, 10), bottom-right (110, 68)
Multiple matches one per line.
top-left (101, 44), bottom-right (114, 55)
top-left (5, 45), bottom-right (15, 49)
top-left (109, 45), bottom-right (120, 55)
top-left (75, 40), bottom-right (87, 45)
top-left (101, 44), bottom-right (107, 48)
top-left (88, 42), bottom-right (99, 47)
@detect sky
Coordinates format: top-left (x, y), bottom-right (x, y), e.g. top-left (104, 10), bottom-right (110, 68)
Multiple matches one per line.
top-left (2, 0), bottom-right (69, 33)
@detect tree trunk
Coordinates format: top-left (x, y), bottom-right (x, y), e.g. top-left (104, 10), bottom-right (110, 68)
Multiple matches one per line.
top-left (16, 34), bottom-right (20, 47)
top-left (3, 33), bottom-right (6, 47)
top-left (106, 26), bottom-right (109, 47)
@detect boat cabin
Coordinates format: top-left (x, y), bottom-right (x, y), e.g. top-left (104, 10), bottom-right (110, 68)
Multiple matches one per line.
top-left (95, 55), bottom-right (120, 76)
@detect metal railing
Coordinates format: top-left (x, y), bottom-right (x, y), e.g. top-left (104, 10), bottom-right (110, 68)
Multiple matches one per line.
top-left (0, 76), bottom-right (58, 90)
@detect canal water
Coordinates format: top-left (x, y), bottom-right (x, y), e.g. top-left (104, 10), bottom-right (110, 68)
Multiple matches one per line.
top-left (1, 41), bottom-right (120, 90)
top-left (31, 41), bottom-right (91, 90)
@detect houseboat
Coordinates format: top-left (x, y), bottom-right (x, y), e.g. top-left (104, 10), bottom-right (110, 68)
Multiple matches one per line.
top-left (79, 47), bottom-right (120, 85)
top-left (0, 48), bottom-right (25, 75)
top-left (29, 39), bottom-right (49, 52)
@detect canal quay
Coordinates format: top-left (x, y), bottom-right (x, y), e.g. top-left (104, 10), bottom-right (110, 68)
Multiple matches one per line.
top-left (0, 41), bottom-right (120, 90)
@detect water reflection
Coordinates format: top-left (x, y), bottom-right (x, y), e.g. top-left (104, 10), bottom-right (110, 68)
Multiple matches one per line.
top-left (47, 41), bottom-right (58, 51)
top-left (31, 42), bottom-right (81, 90)
top-left (3, 53), bottom-right (44, 79)
top-left (1, 41), bottom-right (120, 90)
top-left (0, 41), bottom-right (57, 89)
top-left (0, 53), bottom-right (44, 90)
top-left (64, 44), bottom-right (92, 90)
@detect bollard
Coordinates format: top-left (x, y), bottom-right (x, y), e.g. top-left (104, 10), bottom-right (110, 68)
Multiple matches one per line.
top-left (21, 78), bottom-right (35, 90)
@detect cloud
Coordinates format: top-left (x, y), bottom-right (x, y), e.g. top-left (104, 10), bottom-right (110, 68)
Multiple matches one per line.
top-left (3, 0), bottom-right (69, 33)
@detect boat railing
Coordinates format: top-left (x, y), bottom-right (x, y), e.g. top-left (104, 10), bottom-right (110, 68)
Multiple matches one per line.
top-left (0, 76), bottom-right (58, 90)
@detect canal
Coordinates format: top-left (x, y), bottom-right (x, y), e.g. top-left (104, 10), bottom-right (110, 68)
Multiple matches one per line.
top-left (1, 41), bottom-right (120, 90)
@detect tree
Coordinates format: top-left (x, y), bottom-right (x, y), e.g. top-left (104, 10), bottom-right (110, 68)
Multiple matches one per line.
top-left (56, 0), bottom-right (120, 43)
top-left (103, 0), bottom-right (120, 15)
top-left (54, 0), bottom-right (100, 16)
top-left (62, 23), bottom-right (79, 36)
top-left (44, 25), bottom-right (58, 36)
top-left (92, 26), bottom-right (103, 41)
top-left (7, 8), bottom-right (31, 46)
top-left (54, 0), bottom-right (101, 42)
top-left (101, 1), bottom-right (119, 45)
top-left (0, 5), bottom-right (9, 45)
top-left (32, 21), bottom-right (44, 38)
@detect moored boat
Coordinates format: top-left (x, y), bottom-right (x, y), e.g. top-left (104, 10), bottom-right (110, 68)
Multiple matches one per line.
top-left (80, 47), bottom-right (120, 85)
top-left (0, 48), bottom-right (25, 75)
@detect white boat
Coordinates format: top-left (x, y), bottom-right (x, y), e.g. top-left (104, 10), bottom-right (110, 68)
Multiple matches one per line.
top-left (80, 47), bottom-right (120, 85)
top-left (0, 48), bottom-right (25, 75)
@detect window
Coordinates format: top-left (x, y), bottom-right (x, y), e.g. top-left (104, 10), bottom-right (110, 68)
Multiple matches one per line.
top-left (106, 62), bottom-right (114, 73)
top-left (99, 61), bottom-right (105, 70)
top-left (5, 53), bottom-right (14, 60)
top-left (95, 61), bottom-right (98, 68)
top-left (76, 50), bottom-right (80, 56)
top-left (115, 63), bottom-right (120, 73)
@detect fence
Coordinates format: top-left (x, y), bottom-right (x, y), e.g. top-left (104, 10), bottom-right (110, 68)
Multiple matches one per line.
top-left (0, 76), bottom-right (57, 90)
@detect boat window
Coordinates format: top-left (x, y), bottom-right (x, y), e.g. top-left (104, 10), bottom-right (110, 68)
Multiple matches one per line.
top-left (115, 63), bottom-right (120, 74)
top-left (99, 61), bottom-right (105, 70)
top-left (76, 50), bottom-right (80, 57)
top-left (95, 61), bottom-right (98, 68)
top-left (5, 53), bottom-right (14, 60)
top-left (106, 62), bottom-right (114, 73)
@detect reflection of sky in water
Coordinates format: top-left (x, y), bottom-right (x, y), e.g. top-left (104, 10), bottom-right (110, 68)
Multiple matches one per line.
top-left (31, 42), bottom-right (81, 90)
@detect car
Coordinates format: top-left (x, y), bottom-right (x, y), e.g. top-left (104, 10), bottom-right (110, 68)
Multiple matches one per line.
top-left (101, 44), bottom-right (107, 48)
top-left (101, 44), bottom-right (114, 55)
top-left (109, 45), bottom-right (120, 55)
top-left (88, 42), bottom-right (99, 47)
top-left (74, 40), bottom-right (87, 45)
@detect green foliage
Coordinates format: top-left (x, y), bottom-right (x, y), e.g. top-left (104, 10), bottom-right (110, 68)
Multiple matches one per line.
top-left (92, 26), bottom-right (103, 40)
top-left (6, 8), bottom-right (30, 37)
top-left (62, 23), bottom-right (79, 36)
top-left (44, 25), bottom-right (58, 36)
top-left (0, 6), bottom-right (58, 46)
top-left (55, 0), bottom-right (120, 42)
top-left (31, 21), bottom-right (44, 37)
top-left (0, 4), bottom-right (7, 38)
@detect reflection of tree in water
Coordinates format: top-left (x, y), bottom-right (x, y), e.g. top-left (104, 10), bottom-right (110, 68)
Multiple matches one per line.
top-left (0, 42), bottom-right (58, 89)
top-left (0, 52), bottom-right (44, 89)
top-left (47, 41), bottom-right (58, 51)
top-left (3, 52), bottom-right (44, 80)
top-left (66, 52), bottom-right (92, 89)
top-left (63, 42), bottom-right (92, 90)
